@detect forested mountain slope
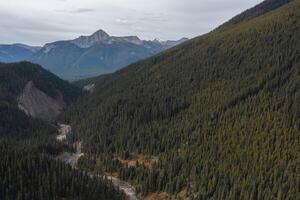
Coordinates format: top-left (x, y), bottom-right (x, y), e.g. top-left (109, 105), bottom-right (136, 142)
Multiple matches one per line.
top-left (0, 62), bottom-right (122, 200)
top-left (0, 62), bottom-right (81, 137)
top-left (218, 0), bottom-right (291, 30)
top-left (0, 139), bottom-right (123, 200)
top-left (66, 0), bottom-right (300, 199)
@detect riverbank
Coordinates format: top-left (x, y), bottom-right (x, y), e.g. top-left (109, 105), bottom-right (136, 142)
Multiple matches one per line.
top-left (56, 124), bottom-right (139, 200)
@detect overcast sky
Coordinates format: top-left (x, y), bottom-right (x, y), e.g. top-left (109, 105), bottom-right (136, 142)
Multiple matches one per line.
top-left (0, 0), bottom-right (262, 46)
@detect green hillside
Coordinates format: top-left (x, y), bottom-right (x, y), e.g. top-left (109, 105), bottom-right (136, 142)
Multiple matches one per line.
top-left (218, 0), bottom-right (291, 30)
top-left (66, 0), bottom-right (300, 199)
top-left (0, 61), bottom-right (81, 137)
top-left (0, 139), bottom-right (123, 200)
top-left (0, 62), bottom-right (122, 200)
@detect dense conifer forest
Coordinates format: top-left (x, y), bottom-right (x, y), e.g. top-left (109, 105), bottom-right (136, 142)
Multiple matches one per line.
top-left (0, 62), bottom-right (123, 200)
top-left (0, 139), bottom-right (123, 200)
top-left (1, 0), bottom-right (299, 199)
top-left (65, 0), bottom-right (300, 199)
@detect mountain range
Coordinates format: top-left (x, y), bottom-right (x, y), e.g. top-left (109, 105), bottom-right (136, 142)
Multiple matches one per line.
top-left (0, 0), bottom-right (299, 199)
top-left (0, 44), bottom-right (40, 63)
top-left (66, 0), bottom-right (300, 199)
top-left (0, 30), bottom-right (188, 80)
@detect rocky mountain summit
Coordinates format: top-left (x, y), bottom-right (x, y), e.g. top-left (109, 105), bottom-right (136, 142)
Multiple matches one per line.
top-left (28, 29), bottom-right (188, 80)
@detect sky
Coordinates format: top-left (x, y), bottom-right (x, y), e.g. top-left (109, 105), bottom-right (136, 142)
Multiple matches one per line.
top-left (0, 0), bottom-right (263, 46)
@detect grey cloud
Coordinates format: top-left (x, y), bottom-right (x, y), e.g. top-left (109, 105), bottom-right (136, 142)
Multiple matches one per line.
top-left (0, 0), bottom-right (264, 45)
top-left (0, 11), bottom-right (90, 45)
top-left (56, 8), bottom-right (95, 14)
top-left (115, 18), bottom-right (132, 25)
top-left (70, 8), bottom-right (95, 13)
top-left (164, 0), bottom-right (261, 14)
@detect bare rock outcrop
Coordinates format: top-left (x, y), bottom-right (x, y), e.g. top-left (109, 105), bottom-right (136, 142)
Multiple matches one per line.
top-left (18, 81), bottom-right (65, 121)
top-left (83, 83), bottom-right (95, 94)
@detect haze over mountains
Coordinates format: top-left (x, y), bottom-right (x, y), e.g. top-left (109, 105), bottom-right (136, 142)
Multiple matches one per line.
top-left (0, 30), bottom-right (188, 80)
top-left (0, 44), bottom-right (40, 63)
top-left (1, 0), bottom-right (300, 199)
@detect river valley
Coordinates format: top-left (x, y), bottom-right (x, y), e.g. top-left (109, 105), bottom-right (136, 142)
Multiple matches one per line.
top-left (56, 124), bottom-right (139, 200)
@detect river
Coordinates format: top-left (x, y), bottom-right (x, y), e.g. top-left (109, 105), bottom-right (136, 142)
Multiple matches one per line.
top-left (56, 124), bottom-right (139, 200)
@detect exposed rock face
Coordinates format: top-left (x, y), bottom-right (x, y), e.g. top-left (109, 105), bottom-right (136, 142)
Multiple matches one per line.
top-left (83, 83), bottom-right (96, 94)
top-left (18, 81), bottom-right (65, 121)
top-left (71, 30), bottom-right (145, 48)
top-left (71, 29), bottom-right (110, 48)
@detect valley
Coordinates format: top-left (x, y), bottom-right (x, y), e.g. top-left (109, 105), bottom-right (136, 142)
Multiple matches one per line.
top-left (0, 0), bottom-right (300, 199)
top-left (0, 62), bottom-right (123, 200)
top-left (64, 0), bottom-right (300, 199)
top-left (56, 124), bottom-right (139, 200)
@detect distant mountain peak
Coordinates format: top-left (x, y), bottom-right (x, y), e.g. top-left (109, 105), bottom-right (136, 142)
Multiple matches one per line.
top-left (90, 29), bottom-right (110, 40)
top-left (152, 38), bottom-right (161, 43)
top-left (69, 29), bottom-right (188, 49)
top-left (178, 37), bottom-right (189, 41)
top-left (71, 29), bottom-right (110, 48)
top-left (92, 29), bottom-right (109, 35)
top-left (27, 29), bottom-right (188, 80)
top-left (151, 37), bottom-right (189, 49)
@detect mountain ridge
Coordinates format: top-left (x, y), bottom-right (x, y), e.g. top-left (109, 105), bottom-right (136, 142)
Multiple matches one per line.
top-left (0, 61), bottom-right (81, 137)
top-left (66, 0), bottom-right (300, 199)
top-left (71, 29), bottom-right (111, 48)
top-left (28, 29), bottom-right (188, 80)
top-left (0, 44), bottom-right (41, 62)
top-left (217, 0), bottom-right (291, 30)
top-left (70, 29), bottom-right (187, 49)
top-left (0, 29), bottom-right (188, 80)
